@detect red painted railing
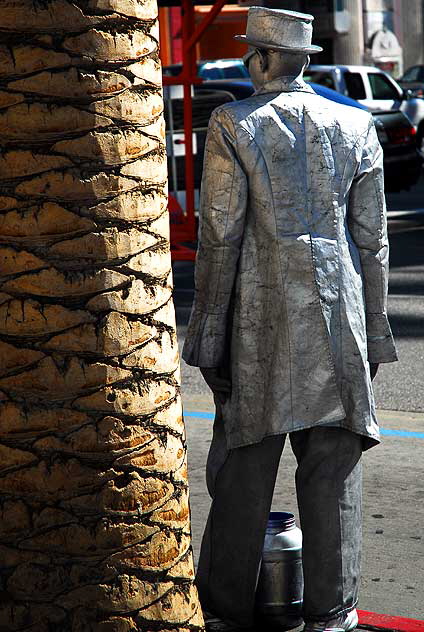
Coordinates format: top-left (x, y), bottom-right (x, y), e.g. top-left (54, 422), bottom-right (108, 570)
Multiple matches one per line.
top-left (163, 0), bottom-right (226, 259)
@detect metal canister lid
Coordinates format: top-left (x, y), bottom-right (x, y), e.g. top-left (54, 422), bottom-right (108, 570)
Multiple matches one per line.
top-left (267, 511), bottom-right (296, 531)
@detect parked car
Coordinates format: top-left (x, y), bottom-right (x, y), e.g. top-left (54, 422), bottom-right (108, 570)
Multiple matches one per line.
top-left (305, 64), bottom-right (424, 152)
top-left (164, 59), bottom-right (249, 80)
top-left (165, 78), bottom-right (421, 194)
top-left (398, 65), bottom-right (424, 98)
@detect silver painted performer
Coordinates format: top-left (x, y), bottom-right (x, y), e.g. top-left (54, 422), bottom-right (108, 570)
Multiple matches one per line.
top-left (183, 7), bottom-right (398, 632)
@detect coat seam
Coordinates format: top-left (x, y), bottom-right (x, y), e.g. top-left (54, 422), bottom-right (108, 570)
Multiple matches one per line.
top-left (340, 117), bottom-right (373, 188)
top-left (370, 164), bottom-right (386, 311)
top-left (240, 124), bottom-right (295, 427)
top-left (207, 109), bottom-right (240, 314)
top-left (309, 237), bottom-right (345, 414)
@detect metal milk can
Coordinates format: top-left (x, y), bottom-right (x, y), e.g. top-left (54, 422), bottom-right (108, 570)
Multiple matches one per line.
top-left (255, 511), bottom-right (303, 629)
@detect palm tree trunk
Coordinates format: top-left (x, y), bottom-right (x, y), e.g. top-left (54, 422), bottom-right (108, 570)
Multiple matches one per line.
top-left (0, 1), bottom-right (204, 630)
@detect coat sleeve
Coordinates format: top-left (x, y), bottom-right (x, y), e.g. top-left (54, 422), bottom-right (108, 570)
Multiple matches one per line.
top-left (182, 107), bottom-right (248, 367)
top-left (347, 117), bottom-right (398, 364)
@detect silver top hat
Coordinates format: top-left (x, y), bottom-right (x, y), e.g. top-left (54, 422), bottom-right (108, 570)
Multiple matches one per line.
top-left (234, 7), bottom-right (323, 55)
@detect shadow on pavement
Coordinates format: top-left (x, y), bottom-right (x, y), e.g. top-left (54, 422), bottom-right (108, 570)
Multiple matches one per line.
top-left (173, 261), bottom-right (195, 327)
top-left (385, 312), bottom-right (424, 337)
top-left (388, 221), bottom-right (424, 269)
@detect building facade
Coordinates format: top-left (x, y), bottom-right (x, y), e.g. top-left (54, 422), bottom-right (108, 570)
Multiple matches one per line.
top-left (159, 1), bottom-right (424, 78)
top-left (278, 0), bottom-right (423, 76)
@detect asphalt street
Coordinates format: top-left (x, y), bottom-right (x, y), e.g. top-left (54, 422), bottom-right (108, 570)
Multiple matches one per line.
top-left (373, 175), bottom-right (424, 411)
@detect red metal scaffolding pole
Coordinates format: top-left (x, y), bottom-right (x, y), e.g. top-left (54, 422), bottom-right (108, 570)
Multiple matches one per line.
top-left (163, 0), bottom-right (227, 249)
top-left (181, 0), bottom-right (197, 239)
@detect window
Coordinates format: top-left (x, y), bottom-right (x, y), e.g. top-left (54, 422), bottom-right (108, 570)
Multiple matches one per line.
top-left (304, 71), bottom-right (336, 90)
top-left (222, 64), bottom-right (249, 79)
top-left (344, 72), bottom-right (366, 100)
top-left (199, 61), bottom-right (250, 81)
top-left (199, 66), bottom-right (222, 80)
top-left (402, 66), bottom-right (420, 82)
top-left (368, 73), bottom-right (400, 99)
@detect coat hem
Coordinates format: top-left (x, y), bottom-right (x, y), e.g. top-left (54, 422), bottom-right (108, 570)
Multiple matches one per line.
top-left (226, 417), bottom-right (380, 451)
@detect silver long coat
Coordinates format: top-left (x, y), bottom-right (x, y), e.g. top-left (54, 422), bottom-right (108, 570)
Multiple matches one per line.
top-left (182, 77), bottom-right (398, 450)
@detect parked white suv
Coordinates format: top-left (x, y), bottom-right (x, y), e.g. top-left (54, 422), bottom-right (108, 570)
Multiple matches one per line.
top-left (305, 65), bottom-right (424, 151)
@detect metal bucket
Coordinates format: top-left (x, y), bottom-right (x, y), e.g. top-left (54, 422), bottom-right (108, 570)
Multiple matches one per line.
top-left (255, 511), bottom-right (303, 629)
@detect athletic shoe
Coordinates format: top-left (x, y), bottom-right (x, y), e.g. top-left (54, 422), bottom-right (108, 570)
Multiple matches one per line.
top-left (303, 608), bottom-right (358, 632)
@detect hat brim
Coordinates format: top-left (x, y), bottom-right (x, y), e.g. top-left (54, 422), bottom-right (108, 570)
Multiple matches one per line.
top-left (234, 34), bottom-right (323, 54)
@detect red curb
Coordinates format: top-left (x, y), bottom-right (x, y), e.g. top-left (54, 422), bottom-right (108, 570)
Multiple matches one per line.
top-left (358, 610), bottom-right (424, 632)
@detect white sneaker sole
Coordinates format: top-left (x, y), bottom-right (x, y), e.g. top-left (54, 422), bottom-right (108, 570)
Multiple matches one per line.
top-left (303, 608), bottom-right (358, 632)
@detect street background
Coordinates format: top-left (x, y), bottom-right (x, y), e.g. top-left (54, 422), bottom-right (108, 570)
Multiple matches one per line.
top-left (173, 175), bottom-right (424, 621)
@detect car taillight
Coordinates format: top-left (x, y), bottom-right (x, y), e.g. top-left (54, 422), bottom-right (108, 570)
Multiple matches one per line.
top-left (386, 125), bottom-right (416, 144)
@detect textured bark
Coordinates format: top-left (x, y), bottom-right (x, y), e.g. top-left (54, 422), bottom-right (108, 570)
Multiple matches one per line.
top-left (0, 1), bottom-right (203, 630)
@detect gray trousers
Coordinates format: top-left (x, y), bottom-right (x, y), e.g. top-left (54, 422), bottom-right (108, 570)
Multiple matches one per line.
top-left (196, 409), bottom-right (363, 627)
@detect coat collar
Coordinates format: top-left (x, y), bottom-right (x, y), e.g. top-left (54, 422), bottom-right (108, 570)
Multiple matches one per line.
top-left (253, 76), bottom-right (315, 96)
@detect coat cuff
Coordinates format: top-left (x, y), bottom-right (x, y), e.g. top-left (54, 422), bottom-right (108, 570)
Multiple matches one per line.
top-left (366, 312), bottom-right (398, 363)
top-left (182, 310), bottom-right (228, 367)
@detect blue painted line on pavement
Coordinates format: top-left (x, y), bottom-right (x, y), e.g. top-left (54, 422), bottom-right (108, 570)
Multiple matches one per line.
top-left (184, 411), bottom-right (424, 439)
top-left (184, 411), bottom-right (214, 420)
top-left (380, 427), bottom-right (424, 439)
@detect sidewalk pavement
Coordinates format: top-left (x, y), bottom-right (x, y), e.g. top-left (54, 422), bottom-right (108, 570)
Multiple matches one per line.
top-left (182, 390), bottom-right (424, 623)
